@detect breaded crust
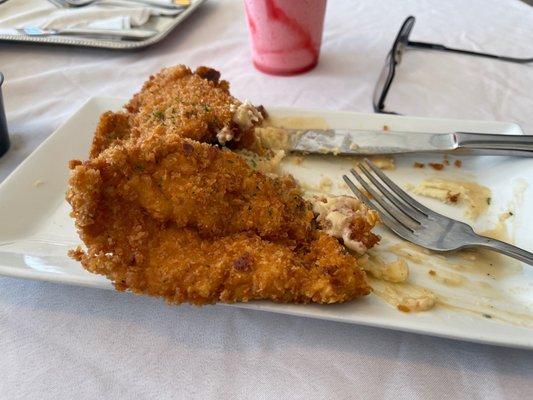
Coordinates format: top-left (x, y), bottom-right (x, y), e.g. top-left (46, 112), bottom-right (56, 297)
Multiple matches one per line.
top-left (68, 134), bottom-right (372, 305)
top-left (90, 111), bottom-right (132, 158)
top-left (90, 65), bottom-right (257, 158)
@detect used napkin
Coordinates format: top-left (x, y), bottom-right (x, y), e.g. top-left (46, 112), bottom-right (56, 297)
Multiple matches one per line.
top-left (42, 7), bottom-right (151, 30)
top-left (0, 0), bottom-right (151, 31)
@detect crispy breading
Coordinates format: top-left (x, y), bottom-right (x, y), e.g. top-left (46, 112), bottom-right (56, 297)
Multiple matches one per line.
top-left (71, 64), bottom-right (380, 305)
top-left (90, 65), bottom-right (260, 158)
top-left (68, 134), bottom-right (373, 304)
top-left (89, 111), bottom-right (132, 158)
top-left (78, 130), bottom-right (314, 243)
top-left (70, 227), bottom-right (371, 305)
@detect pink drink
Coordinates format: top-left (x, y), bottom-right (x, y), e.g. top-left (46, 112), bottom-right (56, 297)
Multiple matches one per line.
top-left (244, 0), bottom-right (327, 75)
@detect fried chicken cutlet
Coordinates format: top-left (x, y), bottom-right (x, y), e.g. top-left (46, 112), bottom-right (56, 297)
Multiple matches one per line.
top-left (68, 133), bottom-right (376, 304)
top-left (90, 65), bottom-right (263, 158)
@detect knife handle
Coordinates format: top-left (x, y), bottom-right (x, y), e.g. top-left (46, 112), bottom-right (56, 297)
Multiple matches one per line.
top-left (454, 132), bottom-right (533, 156)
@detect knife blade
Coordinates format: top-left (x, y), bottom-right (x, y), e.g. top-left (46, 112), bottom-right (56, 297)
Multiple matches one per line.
top-left (283, 129), bottom-right (533, 157)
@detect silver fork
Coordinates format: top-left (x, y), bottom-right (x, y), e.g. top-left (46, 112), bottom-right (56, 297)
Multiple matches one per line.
top-left (343, 160), bottom-right (533, 265)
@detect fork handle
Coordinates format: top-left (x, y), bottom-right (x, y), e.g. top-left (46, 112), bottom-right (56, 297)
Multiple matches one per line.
top-left (455, 132), bottom-right (533, 156)
top-left (470, 235), bottom-right (533, 266)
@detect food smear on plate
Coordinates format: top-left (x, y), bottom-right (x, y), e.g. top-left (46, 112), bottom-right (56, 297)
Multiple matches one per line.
top-left (360, 254), bottom-right (409, 283)
top-left (67, 65), bottom-right (380, 306)
top-left (289, 149), bottom-right (528, 321)
top-left (363, 156), bottom-right (395, 171)
top-left (411, 177), bottom-right (491, 219)
top-left (383, 232), bottom-right (532, 326)
top-left (369, 277), bottom-right (437, 312)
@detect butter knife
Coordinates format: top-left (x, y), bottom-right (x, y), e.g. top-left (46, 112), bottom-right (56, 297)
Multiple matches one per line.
top-left (1, 26), bottom-right (157, 41)
top-left (285, 129), bottom-right (533, 157)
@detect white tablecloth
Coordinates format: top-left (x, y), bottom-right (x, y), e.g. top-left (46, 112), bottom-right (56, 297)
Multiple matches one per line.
top-left (1, 0), bottom-right (533, 398)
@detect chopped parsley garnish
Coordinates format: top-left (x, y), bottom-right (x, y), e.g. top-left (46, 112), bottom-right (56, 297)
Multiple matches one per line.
top-left (153, 110), bottom-right (165, 121)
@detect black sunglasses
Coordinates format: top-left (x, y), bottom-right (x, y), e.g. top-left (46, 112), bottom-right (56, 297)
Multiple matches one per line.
top-left (373, 16), bottom-right (533, 114)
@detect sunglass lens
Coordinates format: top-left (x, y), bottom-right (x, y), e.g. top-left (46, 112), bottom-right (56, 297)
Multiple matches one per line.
top-left (373, 52), bottom-right (394, 111)
top-left (393, 17), bottom-right (415, 63)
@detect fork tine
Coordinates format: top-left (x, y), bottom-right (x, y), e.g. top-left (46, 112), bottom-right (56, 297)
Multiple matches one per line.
top-left (358, 162), bottom-right (423, 223)
top-left (343, 175), bottom-right (413, 237)
top-left (363, 159), bottom-right (436, 217)
top-left (350, 168), bottom-right (419, 231)
top-left (342, 175), bottom-right (376, 211)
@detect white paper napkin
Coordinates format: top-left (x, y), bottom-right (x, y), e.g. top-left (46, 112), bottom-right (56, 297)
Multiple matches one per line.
top-left (42, 7), bottom-right (151, 30)
top-left (0, 0), bottom-right (151, 30)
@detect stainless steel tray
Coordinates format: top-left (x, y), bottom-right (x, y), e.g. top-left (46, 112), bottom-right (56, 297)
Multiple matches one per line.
top-left (0, 0), bottom-right (207, 50)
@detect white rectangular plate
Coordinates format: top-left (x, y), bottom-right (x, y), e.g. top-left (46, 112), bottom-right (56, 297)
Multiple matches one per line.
top-left (1, 97), bottom-right (532, 348)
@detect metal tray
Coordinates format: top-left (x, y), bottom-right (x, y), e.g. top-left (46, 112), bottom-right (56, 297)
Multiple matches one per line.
top-left (0, 0), bottom-right (206, 50)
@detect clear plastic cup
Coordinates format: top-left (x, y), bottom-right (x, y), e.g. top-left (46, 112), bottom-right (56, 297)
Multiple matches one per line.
top-left (244, 0), bottom-right (327, 75)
